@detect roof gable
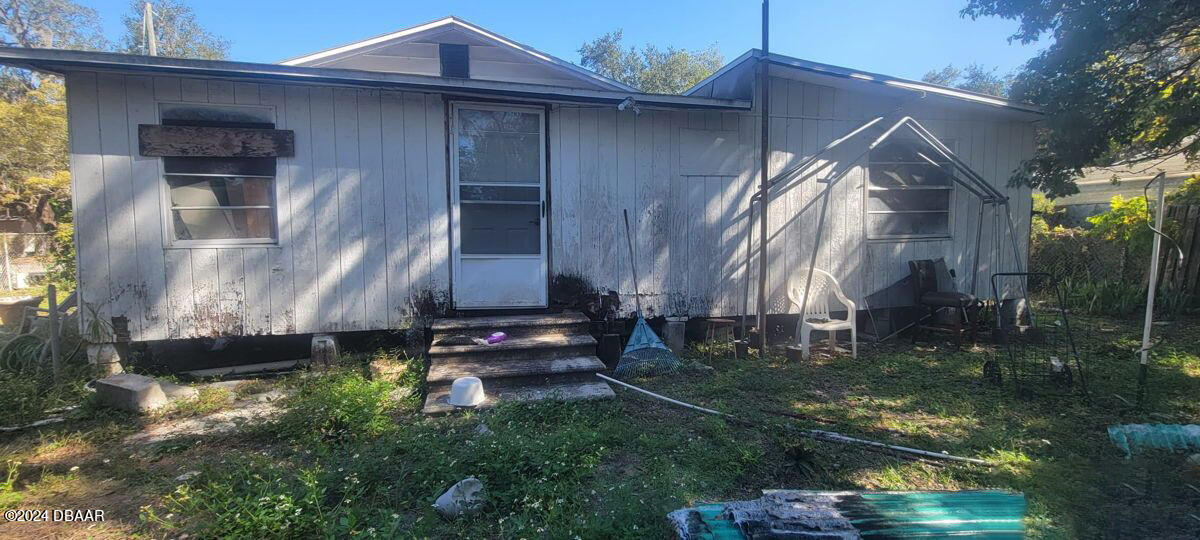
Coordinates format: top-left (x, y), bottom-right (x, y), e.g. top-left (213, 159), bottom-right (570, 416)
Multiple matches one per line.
top-left (280, 16), bottom-right (634, 91)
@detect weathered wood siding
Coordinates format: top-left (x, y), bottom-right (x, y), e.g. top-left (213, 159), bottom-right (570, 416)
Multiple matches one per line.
top-left (67, 71), bottom-right (449, 341)
top-left (550, 75), bottom-right (1035, 317)
top-left (67, 69), bottom-right (1033, 341)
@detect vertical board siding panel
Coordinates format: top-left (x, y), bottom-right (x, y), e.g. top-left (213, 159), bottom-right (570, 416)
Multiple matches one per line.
top-left (577, 108), bottom-right (599, 284)
top-left (309, 87), bottom-right (342, 331)
top-left (152, 77), bottom-right (191, 337)
top-left (616, 109), bottom-right (636, 297)
top-left (817, 88), bottom-right (836, 278)
top-left (125, 75), bottom-right (168, 341)
top-left (261, 84), bottom-right (296, 334)
top-left (643, 111), bottom-right (668, 313)
top-left (705, 176), bottom-right (722, 312)
top-left (96, 74), bottom-right (140, 337)
top-left (357, 90), bottom-right (388, 329)
top-left (236, 82), bottom-right (272, 335)
top-left (285, 86), bottom-right (318, 334)
top-left (596, 108), bottom-right (617, 292)
top-left (969, 119), bottom-right (990, 297)
top-left (424, 95), bottom-right (449, 298)
top-left (205, 80), bottom-right (242, 336)
top-left (766, 109), bottom-right (787, 313)
top-left (558, 107), bottom-right (581, 275)
top-left (737, 113), bottom-right (757, 317)
top-left (190, 248), bottom-right (220, 335)
top-left (549, 108), bottom-right (562, 277)
top-left (782, 80), bottom-right (805, 311)
top-left (634, 112), bottom-right (657, 308)
top-left (687, 177), bottom-right (706, 312)
top-left (667, 111), bottom-right (687, 314)
top-left (380, 91), bottom-right (410, 324)
top-left (216, 249), bottom-right (245, 334)
top-left (333, 88), bottom-right (366, 329)
top-left (66, 72), bottom-right (111, 335)
top-left (401, 93), bottom-right (432, 300)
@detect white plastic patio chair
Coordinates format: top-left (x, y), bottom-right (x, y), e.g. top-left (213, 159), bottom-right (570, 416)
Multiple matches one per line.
top-left (788, 268), bottom-right (856, 359)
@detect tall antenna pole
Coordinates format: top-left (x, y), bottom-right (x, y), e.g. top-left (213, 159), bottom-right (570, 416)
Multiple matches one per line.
top-left (144, 3), bottom-right (158, 56)
top-left (756, 0), bottom-right (770, 358)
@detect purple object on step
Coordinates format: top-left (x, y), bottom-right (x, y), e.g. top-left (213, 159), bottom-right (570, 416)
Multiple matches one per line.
top-left (486, 332), bottom-right (507, 345)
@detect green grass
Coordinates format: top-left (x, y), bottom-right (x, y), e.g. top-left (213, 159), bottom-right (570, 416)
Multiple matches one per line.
top-left (3, 313), bottom-right (1200, 538)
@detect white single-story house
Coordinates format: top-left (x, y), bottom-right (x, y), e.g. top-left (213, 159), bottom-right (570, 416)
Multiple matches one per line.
top-left (0, 16), bottom-right (1039, 346)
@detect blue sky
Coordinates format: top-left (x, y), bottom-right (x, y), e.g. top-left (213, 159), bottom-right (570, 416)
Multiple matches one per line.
top-left (83, 0), bottom-right (1046, 82)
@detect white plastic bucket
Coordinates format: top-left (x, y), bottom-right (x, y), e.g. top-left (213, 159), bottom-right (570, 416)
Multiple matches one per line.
top-left (447, 376), bottom-right (485, 407)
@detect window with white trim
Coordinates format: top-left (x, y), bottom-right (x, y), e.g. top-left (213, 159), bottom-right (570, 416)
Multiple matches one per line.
top-left (866, 138), bottom-right (955, 240)
top-left (159, 103), bottom-right (278, 245)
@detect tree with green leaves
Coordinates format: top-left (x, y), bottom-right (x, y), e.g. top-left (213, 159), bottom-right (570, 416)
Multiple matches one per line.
top-left (578, 30), bottom-right (723, 94)
top-left (961, 0), bottom-right (1200, 198)
top-left (121, 0), bottom-right (229, 60)
top-left (921, 63), bottom-right (1013, 97)
top-left (0, 0), bottom-right (107, 98)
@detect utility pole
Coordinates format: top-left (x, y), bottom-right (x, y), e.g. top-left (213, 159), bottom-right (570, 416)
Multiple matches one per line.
top-left (757, 0), bottom-right (770, 358)
top-left (144, 3), bottom-right (158, 56)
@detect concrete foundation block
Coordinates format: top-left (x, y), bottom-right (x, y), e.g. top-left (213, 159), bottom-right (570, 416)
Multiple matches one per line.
top-left (93, 374), bottom-right (169, 413)
top-left (311, 334), bottom-right (339, 368)
top-left (664, 318), bottom-right (687, 355)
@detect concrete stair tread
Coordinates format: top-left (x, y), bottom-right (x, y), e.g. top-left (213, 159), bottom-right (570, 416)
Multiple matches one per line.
top-left (428, 355), bottom-right (605, 383)
top-left (429, 333), bottom-right (596, 356)
top-left (422, 381), bottom-right (615, 415)
top-left (431, 311), bottom-right (589, 333)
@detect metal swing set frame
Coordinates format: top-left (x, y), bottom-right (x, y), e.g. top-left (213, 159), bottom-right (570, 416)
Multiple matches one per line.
top-left (737, 112), bottom-right (1033, 350)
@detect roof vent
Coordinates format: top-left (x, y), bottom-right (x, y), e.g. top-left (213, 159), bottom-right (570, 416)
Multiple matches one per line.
top-left (440, 44), bottom-right (469, 78)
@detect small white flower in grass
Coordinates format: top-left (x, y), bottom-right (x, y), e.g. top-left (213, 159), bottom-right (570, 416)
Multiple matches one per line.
top-left (69, 466), bottom-right (79, 472)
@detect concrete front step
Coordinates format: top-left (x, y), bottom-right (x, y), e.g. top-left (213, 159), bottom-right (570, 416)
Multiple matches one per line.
top-left (422, 380), bottom-right (616, 415)
top-left (431, 311), bottom-right (590, 340)
top-left (427, 356), bottom-right (606, 394)
top-left (428, 334), bottom-right (597, 362)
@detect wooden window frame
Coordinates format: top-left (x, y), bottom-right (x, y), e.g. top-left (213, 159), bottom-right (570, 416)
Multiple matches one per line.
top-left (156, 102), bottom-right (281, 248)
top-left (864, 138), bottom-right (957, 242)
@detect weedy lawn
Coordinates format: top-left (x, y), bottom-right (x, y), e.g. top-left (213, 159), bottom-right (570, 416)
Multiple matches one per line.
top-left (1, 316), bottom-right (1198, 538)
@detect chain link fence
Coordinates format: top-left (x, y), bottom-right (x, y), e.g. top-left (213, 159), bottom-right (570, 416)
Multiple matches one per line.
top-left (0, 232), bottom-right (52, 291)
top-left (1006, 201), bottom-right (1200, 407)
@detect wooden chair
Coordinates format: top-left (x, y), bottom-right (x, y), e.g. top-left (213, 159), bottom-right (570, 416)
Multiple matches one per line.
top-left (908, 259), bottom-right (978, 347)
top-left (788, 269), bottom-right (856, 359)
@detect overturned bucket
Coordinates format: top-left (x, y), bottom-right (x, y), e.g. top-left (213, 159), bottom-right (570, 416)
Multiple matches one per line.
top-left (447, 376), bottom-right (486, 407)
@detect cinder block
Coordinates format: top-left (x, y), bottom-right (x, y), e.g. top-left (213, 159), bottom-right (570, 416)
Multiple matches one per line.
top-left (93, 374), bottom-right (173, 413)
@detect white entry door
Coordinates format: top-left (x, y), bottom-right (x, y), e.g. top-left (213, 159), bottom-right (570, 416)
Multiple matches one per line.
top-left (450, 103), bottom-right (548, 309)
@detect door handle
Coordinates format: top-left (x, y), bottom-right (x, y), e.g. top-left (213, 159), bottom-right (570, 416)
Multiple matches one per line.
top-left (541, 200), bottom-right (546, 218)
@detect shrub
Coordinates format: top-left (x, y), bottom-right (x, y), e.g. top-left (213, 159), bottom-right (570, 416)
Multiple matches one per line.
top-left (274, 370), bottom-right (396, 446)
top-left (47, 220), bottom-right (75, 289)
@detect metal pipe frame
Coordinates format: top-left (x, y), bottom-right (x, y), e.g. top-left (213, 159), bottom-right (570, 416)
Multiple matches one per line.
top-left (738, 110), bottom-right (1034, 345)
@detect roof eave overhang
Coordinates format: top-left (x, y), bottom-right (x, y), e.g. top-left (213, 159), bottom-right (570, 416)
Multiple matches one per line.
top-left (686, 49), bottom-right (1044, 118)
top-left (0, 48), bottom-right (749, 111)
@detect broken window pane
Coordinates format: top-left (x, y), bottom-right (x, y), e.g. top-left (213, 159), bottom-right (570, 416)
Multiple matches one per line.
top-left (168, 177), bottom-right (273, 208)
top-left (173, 208), bottom-right (275, 240)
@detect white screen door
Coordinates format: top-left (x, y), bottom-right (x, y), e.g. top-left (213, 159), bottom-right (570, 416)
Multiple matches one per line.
top-left (450, 103), bottom-right (548, 308)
